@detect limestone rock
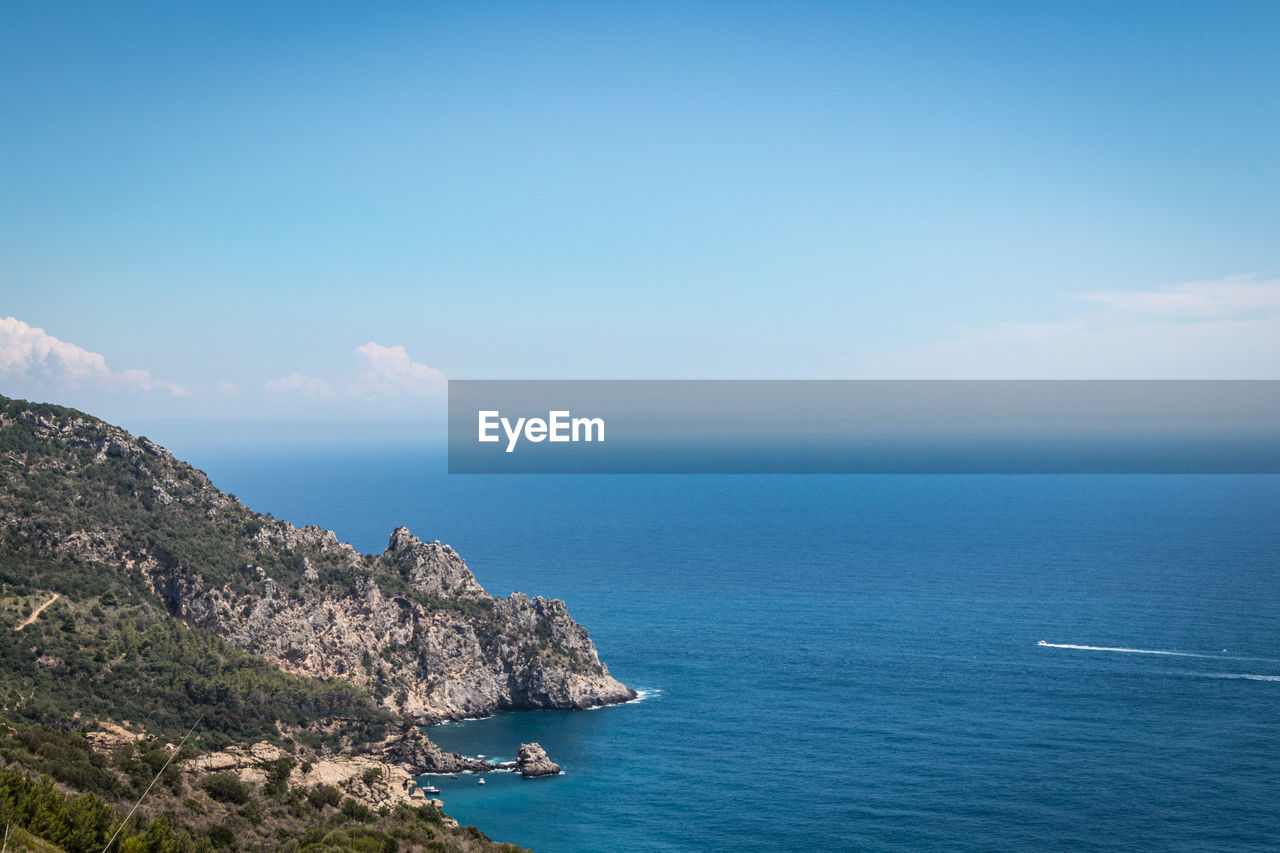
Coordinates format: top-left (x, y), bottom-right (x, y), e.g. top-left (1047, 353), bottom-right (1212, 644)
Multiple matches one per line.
top-left (156, 523), bottom-right (635, 723)
top-left (85, 721), bottom-right (145, 752)
top-left (515, 742), bottom-right (561, 778)
top-left (182, 740), bottom-right (427, 811)
top-left (385, 527), bottom-right (488, 599)
top-left (381, 724), bottom-right (491, 774)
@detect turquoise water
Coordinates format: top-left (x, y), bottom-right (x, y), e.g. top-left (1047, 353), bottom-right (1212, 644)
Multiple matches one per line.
top-left (185, 445), bottom-right (1280, 851)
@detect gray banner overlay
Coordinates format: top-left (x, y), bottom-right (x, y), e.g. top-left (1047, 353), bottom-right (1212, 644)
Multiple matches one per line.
top-left (448, 380), bottom-right (1280, 474)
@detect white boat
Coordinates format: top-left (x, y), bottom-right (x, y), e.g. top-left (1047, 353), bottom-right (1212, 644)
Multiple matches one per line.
top-left (422, 785), bottom-right (441, 795)
top-left (478, 778), bottom-right (486, 785)
top-left (1038, 640), bottom-right (1048, 646)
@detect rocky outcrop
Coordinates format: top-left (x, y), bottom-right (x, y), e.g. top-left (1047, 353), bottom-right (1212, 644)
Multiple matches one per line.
top-left (185, 741), bottom-right (290, 779)
top-left (85, 721), bottom-right (146, 752)
top-left (515, 742), bottom-right (561, 778)
top-left (147, 522), bottom-right (637, 722)
top-left (381, 724), bottom-right (491, 774)
top-left (385, 527), bottom-right (487, 599)
top-left (153, 524), bottom-right (635, 724)
top-left (183, 741), bottom-right (428, 811)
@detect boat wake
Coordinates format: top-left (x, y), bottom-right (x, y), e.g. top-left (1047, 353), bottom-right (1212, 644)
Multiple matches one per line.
top-left (1178, 671), bottom-right (1280, 683)
top-left (1037, 641), bottom-right (1280, 663)
top-left (1038, 641), bottom-right (1212, 658)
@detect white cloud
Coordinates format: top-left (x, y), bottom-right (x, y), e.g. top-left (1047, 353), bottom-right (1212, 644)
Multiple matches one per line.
top-left (262, 343), bottom-right (444, 409)
top-left (264, 373), bottom-right (331, 396)
top-left (0, 320), bottom-right (442, 422)
top-left (1080, 275), bottom-right (1280, 319)
top-left (0, 316), bottom-right (186, 394)
top-left (350, 342), bottom-right (446, 399)
top-left (860, 276), bottom-right (1280, 379)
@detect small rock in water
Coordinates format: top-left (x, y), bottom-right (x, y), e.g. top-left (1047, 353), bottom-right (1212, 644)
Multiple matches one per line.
top-left (516, 742), bottom-right (562, 778)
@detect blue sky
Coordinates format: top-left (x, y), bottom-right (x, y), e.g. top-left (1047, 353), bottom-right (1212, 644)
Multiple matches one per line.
top-left (2, 1), bottom-right (1279, 431)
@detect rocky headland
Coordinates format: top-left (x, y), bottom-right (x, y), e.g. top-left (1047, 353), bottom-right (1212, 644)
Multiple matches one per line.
top-left (1, 400), bottom-right (634, 732)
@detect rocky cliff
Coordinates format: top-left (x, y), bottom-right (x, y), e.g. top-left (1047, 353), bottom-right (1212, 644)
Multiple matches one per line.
top-left (155, 521), bottom-right (634, 723)
top-left (0, 397), bottom-right (635, 726)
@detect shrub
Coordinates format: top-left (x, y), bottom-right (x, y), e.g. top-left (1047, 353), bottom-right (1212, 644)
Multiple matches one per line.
top-left (307, 783), bottom-right (341, 810)
top-left (265, 755), bottom-right (296, 796)
top-left (208, 825), bottom-right (235, 848)
top-left (341, 797), bottom-right (375, 822)
top-left (202, 771), bottom-right (250, 804)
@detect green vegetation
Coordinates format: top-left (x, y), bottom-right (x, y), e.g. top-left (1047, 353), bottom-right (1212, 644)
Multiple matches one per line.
top-left (0, 767), bottom-right (131, 853)
top-left (0, 398), bottom-right (351, 601)
top-left (307, 784), bottom-right (343, 811)
top-left (0, 758), bottom-right (523, 852)
top-left (201, 772), bottom-right (249, 804)
top-left (0, 716), bottom-right (525, 851)
top-left (0, 721), bottom-right (121, 799)
top-left (0, 396), bottom-right (392, 751)
top-left (0, 596), bottom-right (390, 749)
top-left (264, 755), bottom-right (295, 796)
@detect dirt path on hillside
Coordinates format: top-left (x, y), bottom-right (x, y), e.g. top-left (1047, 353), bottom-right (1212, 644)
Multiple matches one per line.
top-left (14, 592), bottom-right (60, 631)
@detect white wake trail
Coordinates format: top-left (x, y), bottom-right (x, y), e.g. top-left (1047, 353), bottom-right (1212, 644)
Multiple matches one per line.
top-left (1038, 641), bottom-right (1211, 658)
top-left (1185, 672), bottom-right (1280, 683)
top-left (1038, 641), bottom-right (1280, 664)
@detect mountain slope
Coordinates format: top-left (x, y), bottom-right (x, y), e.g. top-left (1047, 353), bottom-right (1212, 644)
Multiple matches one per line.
top-left (0, 396), bottom-right (634, 725)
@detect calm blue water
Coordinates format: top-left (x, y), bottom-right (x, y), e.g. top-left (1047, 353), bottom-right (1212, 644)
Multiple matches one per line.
top-left (181, 443), bottom-right (1280, 852)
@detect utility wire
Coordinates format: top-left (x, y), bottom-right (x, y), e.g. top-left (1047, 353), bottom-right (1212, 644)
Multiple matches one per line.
top-left (101, 714), bottom-right (204, 853)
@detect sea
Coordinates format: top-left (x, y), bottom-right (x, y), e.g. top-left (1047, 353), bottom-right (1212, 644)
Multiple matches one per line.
top-left (180, 443), bottom-right (1280, 852)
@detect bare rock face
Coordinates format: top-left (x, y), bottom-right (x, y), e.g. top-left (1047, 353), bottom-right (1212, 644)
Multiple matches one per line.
top-left (515, 742), bottom-right (561, 778)
top-left (162, 524), bottom-right (636, 723)
top-left (384, 527), bottom-right (488, 599)
top-left (85, 721), bottom-right (145, 752)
